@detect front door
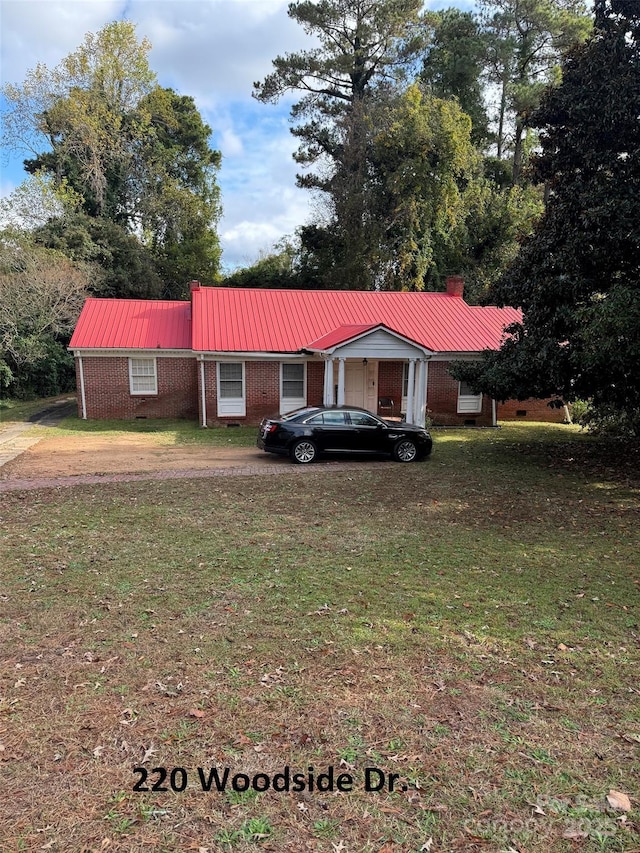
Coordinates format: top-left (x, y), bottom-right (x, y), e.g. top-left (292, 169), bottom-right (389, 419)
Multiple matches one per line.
top-left (344, 361), bottom-right (378, 411)
top-left (344, 362), bottom-right (365, 408)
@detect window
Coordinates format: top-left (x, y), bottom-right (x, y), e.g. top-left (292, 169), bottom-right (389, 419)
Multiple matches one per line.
top-left (217, 362), bottom-right (245, 416)
top-left (282, 363), bottom-right (305, 399)
top-left (280, 362), bottom-right (306, 414)
top-left (219, 362), bottom-right (243, 398)
top-left (457, 380), bottom-right (482, 414)
top-left (348, 411), bottom-right (380, 426)
top-left (129, 358), bottom-right (157, 395)
top-left (306, 411), bottom-right (347, 425)
top-left (402, 362), bottom-right (409, 398)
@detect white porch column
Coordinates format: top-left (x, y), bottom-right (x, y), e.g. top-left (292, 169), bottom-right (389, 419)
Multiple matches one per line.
top-left (415, 359), bottom-right (427, 426)
top-left (323, 357), bottom-right (335, 406)
top-left (336, 358), bottom-right (346, 407)
top-left (423, 359), bottom-right (429, 422)
top-left (405, 359), bottom-right (416, 424)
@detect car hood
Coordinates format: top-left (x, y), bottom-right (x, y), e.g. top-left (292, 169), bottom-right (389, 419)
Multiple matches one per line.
top-left (382, 420), bottom-right (430, 434)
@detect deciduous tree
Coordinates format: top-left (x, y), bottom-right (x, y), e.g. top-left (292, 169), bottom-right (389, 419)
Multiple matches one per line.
top-left (2, 22), bottom-right (222, 297)
top-left (0, 229), bottom-right (89, 395)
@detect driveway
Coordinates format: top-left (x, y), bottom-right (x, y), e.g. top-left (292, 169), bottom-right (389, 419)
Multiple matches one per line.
top-left (0, 398), bottom-right (77, 468)
top-left (0, 400), bottom-right (365, 492)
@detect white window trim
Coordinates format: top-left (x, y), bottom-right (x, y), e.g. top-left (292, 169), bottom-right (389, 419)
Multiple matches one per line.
top-left (457, 381), bottom-right (483, 414)
top-left (217, 361), bottom-right (246, 417)
top-left (129, 357), bottom-right (158, 395)
top-left (280, 361), bottom-right (307, 414)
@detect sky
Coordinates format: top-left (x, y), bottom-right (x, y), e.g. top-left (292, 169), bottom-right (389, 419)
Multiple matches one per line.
top-left (0, 0), bottom-right (463, 272)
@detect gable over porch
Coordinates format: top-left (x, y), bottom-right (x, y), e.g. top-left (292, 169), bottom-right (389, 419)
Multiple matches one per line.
top-left (304, 324), bottom-right (432, 425)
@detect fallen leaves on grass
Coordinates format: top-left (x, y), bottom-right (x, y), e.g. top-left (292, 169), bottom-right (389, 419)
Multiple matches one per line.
top-left (607, 790), bottom-right (632, 812)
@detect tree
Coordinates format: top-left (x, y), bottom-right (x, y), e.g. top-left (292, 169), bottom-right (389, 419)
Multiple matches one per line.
top-left (254, 0), bottom-right (426, 289)
top-left (220, 240), bottom-right (303, 289)
top-left (481, 0), bottom-right (591, 183)
top-left (3, 22), bottom-right (156, 219)
top-left (420, 8), bottom-right (491, 147)
top-left (0, 229), bottom-right (89, 396)
top-left (35, 213), bottom-right (164, 299)
top-left (2, 22), bottom-right (222, 297)
top-left (453, 0), bottom-right (640, 431)
top-left (133, 87), bottom-right (222, 294)
top-left (366, 85), bottom-right (477, 291)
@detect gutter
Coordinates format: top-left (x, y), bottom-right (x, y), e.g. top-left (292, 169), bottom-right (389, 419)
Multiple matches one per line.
top-left (78, 355), bottom-right (87, 420)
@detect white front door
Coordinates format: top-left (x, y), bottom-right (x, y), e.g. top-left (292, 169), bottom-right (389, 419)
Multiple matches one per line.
top-left (344, 361), bottom-right (378, 411)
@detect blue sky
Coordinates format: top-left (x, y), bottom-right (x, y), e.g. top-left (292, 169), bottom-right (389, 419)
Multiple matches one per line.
top-left (0, 0), bottom-right (467, 271)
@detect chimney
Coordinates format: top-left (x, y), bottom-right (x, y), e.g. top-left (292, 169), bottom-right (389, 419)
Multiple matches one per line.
top-left (189, 280), bottom-right (201, 294)
top-left (445, 275), bottom-right (464, 298)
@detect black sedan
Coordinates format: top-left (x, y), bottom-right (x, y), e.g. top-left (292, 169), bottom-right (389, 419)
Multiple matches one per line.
top-left (257, 406), bottom-right (432, 464)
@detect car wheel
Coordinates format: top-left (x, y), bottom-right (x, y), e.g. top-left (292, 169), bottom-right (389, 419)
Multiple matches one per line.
top-left (290, 439), bottom-right (318, 464)
top-left (393, 438), bottom-right (418, 463)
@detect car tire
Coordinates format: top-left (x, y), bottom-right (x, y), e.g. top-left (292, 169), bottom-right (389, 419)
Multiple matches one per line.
top-left (393, 438), bottom-right (418, 463)
top-left (290, 439), bottom-right (318, 464)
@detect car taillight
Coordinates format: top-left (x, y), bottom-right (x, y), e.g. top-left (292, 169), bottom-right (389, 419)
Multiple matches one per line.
top-left (265, 422), bottom-right (278, 433)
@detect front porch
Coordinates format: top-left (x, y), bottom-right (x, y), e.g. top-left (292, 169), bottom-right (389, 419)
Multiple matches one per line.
top-left (302, 322), bottom-right (434, 426)
top-left (319, 356), bottom-right (429, 426)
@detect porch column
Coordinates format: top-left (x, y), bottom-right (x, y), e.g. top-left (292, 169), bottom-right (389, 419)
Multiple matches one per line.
top-left (336, 358), bottom-right (346, 407)
top-left (323, 357), bottom-right (335, 406)
top-left (405, 359), bottom-right (416, 424)
top-left (415, 359), bottom-right (427, 426)
top-left (423, 359), bottom-right (429, 422)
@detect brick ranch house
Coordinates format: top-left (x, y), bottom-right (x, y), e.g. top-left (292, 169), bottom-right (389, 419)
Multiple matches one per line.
top-left (69, 277), bottom-right (564, 427)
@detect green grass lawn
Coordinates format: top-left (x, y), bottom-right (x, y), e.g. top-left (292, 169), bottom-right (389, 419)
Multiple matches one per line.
top-left (27, 410), bottom-right (257, 447)
top-left (0, 423), bottom-right (638, 852)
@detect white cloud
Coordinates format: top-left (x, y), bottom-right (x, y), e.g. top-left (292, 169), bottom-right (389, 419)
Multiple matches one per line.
top-left (0, 0), bottom-right (126, 84)
top-left (0, 0), bottom-right (316, 270)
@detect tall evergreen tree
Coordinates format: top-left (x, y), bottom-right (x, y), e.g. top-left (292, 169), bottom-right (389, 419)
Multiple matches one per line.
top-left (420, 8), bottom-right (490, 147)
top-left (481, 0), bottom-right (591, 183)
top-left (254, 0), bottom-right (426, 289)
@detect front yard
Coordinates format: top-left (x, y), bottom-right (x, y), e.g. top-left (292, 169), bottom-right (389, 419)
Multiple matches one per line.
top-left (0, 422), bottom-right (638, 851)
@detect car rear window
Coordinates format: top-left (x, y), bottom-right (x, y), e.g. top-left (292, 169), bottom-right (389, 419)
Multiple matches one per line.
top-left (281, 407), bottom-right (317, 421)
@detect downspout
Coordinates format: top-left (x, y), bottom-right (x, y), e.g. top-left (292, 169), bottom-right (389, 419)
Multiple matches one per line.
top-left (77, 354), bottom-right (87, 420)
top-left (199, 356), bottom-right (207, 428)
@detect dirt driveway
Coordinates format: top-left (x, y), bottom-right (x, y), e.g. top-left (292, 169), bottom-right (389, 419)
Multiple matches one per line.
top-left (0, 399), bottom-right (286, 484)
top-left (0, 430), bottom-right (282, 480)
top-left (6, 432), bottom-right (284, 479)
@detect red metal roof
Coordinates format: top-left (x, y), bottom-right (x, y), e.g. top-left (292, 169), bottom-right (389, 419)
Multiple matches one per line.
top-left (306, 323), bottom-right (381, 350)
top-left (70, 288), bottom-right (521, 355)
top-left (70, 298), bottom-right (192, 350)
top-left (191, 287), bottom-right (521, 354)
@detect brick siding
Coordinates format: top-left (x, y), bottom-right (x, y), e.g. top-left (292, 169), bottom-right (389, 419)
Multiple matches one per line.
top-left (376, 362), bottom-right (404, 417)
top-left (498, 398), bottom-right (568, 423)
top-left (427, 361), bottom-right (494, 426)
top-left (77, 354), bottom-right (566, 427)
top-left (76, 356), bottom-right (198, 420)
top-left (307, 361), bottom-right (324, 407)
